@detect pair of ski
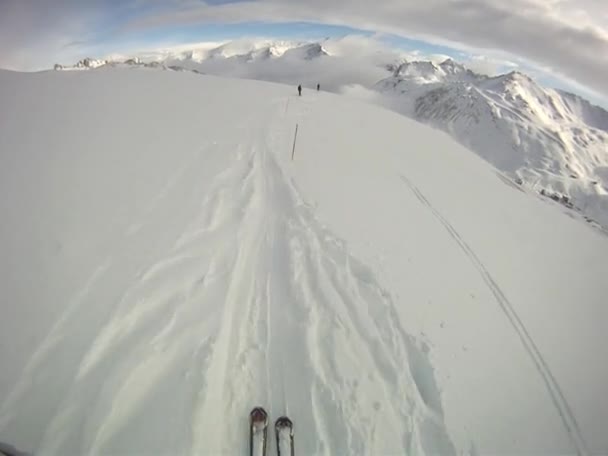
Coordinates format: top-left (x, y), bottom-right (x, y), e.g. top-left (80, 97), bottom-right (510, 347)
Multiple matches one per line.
top-left (249, 407), bottom-right (294, 456)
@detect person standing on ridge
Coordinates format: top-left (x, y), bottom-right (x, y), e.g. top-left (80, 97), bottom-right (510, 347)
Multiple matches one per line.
top-left (317, 83), bottom-right (320, 91)
top-left (298, 84), bottom-right (302, 96)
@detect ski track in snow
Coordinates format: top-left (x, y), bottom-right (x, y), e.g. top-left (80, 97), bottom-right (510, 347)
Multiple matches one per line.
top-left (400, 174), bottom-right (589, 456)
top-left (0, 97), bottom-right (455, 455)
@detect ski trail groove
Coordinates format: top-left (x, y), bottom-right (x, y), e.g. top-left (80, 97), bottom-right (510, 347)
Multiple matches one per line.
top-left (1, 102), bottom-right (455, 455)
top-left (191, 141), bottom-right (269, 454)
top-left (400, 173), bottom-right (589, 455)
top-left (253, 108), bottom-right (455, 454)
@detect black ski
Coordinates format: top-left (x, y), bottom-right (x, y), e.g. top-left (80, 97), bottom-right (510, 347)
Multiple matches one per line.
top-left (249, 407), bottom-right (268, 456)
top-left (275, 416), bottom-right (294, 456)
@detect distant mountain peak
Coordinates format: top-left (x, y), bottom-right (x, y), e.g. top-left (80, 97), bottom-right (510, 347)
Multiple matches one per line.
top-left (388, 59), bottom-right (483, 86)
top-left (438, 58), bottom-right (477, 77)
top-left (439, 57), bottom-right (459, 68)
top-left (283, 42), bottom-right (330, 60)
top-left (503, 70), bottom-right (534, 84)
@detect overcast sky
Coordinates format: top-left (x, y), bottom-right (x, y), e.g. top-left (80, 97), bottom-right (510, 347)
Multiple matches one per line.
top-left (1, 0), bottom-right (607, 103)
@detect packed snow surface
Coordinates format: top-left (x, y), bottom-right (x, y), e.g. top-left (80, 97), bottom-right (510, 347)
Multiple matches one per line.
top-left (0, 68), bottom-right (607, 455)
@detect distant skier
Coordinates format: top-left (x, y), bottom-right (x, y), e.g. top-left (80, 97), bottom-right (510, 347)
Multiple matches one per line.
top-left (317, 83), bottom-right (320, 91)
top-left (297, 84), bottom-right (302, 96)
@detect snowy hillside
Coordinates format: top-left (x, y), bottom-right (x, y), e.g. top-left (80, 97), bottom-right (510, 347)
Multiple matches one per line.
top-left (1, 68), bottom-right (607, 455)
top-left (56, 39), bottom-right (608, 232)
top-left (377, 63), bottom-right (608, 230)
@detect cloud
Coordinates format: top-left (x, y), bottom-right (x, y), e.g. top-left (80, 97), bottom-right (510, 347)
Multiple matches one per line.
top-left (1, 0), bottom-right (607, 100)
top-left (463, 54), bottom-right (519, 76)
top-left (338, 84), bottom-right (389, 105)
top-left (0, 1), bottom-right (108, 70)
top-left (150, 35), bottom-right (404, 92)
top-left (124, 0), bottom-right (608, 97)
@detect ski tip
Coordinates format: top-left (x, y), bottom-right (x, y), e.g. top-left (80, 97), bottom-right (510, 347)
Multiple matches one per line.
top-left (250, 407), bottom-right (268, 426)
top-left (275, 416), bottom-right (293, 433)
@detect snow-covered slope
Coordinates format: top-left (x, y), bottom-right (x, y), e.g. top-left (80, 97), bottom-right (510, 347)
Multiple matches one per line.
top-left (377, 65), bottom-right (608, 229)
top-left (55, 40), bottom-right (608, 231)
top-left (0, 68), bottom-right (607, 455)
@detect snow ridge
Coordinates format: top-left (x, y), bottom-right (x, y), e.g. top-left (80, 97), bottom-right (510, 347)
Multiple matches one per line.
top-left (378, 63), bottom-right (608, 230)
top-left (54, 41), bottom-right (328, 71)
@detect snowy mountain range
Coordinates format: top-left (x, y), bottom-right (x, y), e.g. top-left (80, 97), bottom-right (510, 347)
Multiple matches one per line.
top-left (55, 40), bottom-right (608, 231)
top-left (54, 41), bottom-right (330, 71)
top-left (376, 60), bottom-right (608, 229)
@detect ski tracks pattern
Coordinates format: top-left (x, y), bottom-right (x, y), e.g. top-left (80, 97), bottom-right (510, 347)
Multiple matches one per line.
top-left (191, 107), bottom-right (455, 455)
top-left (400, 174), bottom-right (589, 456)
top-left (1, 100), bottom-right (455, 455)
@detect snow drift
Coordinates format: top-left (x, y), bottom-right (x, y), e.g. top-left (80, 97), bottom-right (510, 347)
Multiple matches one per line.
top-left (0, 68), bottom-right (607, 455)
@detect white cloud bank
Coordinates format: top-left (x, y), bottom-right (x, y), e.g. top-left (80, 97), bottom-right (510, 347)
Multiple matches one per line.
top-left (126, 0), bottom-right (608, 98)
top-left (1, 0), bottom-right (607, 100)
